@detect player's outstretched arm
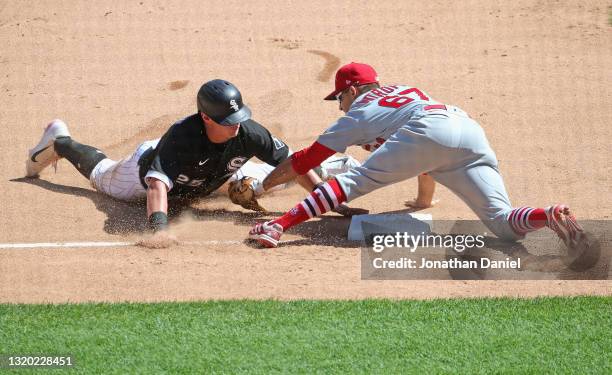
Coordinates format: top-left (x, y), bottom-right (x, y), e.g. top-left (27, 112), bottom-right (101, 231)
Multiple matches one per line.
top-left (263, 141), bottom-right (336, 191)
top-left (137, 177), bottom-right (178, 249)
top-left (262, 158), bottom-right (297, 191)
top-left (146, 178), bottom-right (169, 219)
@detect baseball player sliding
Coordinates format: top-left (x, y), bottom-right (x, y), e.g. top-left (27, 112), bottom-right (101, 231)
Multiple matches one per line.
top-left (25, 79), bottom-right (363, 247)
top-left (247, 62), bottom-right (584, 249)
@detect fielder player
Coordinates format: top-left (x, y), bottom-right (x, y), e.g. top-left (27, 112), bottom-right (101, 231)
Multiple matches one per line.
top-left (25, 79), bottom-right (360, 244)
top-left (248, 62), bottom-right (584, 248)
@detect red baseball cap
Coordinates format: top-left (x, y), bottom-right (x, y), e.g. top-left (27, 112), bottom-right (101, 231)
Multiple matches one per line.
top-left (324, 62), bottom-right (379, 100)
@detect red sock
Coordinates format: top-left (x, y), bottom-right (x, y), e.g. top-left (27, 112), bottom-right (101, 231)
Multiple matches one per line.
top-left (271, 204), bottom-right (310, 231)
top-left (272, 179), bottom-right (347, 231)
top-left (508, 207), bottom-right (547, 235)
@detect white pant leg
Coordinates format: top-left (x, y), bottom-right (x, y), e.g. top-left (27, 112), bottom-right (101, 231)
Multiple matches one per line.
top-left (229, 161), bottom-right (289, 192)
top-left (89, 140), bottom-right (158, 201)
top-left (431, 165), bottom-right (520, 241)
top-left (231, 155), bottom-right (363, 193)
top-left (335, 112), bottom-right (520, 240)
top-left (336, 125), bottom-right (448, 201)
top-left (318, 155), bottom-right (361, 180)
top-left (230, 161), bottom-right (275, 183)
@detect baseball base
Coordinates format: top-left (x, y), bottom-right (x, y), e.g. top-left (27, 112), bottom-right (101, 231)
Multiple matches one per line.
top-left (348, 213), bottom-right (433, 241)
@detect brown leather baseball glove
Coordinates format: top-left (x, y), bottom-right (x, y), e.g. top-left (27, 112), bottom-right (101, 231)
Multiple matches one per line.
top-left (228, 177), bottom-right (266, 212)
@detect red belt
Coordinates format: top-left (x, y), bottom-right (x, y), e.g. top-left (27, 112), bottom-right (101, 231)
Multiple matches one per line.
top-left (424, 104), bottom-right (447, 111)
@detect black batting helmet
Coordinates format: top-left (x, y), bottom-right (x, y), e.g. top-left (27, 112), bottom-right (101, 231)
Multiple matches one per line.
top-left (197, 79), bottom-right (252, 125)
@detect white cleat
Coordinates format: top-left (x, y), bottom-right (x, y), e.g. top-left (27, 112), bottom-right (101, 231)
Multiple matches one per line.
top-left (25, 119), bottom-right (71, 177)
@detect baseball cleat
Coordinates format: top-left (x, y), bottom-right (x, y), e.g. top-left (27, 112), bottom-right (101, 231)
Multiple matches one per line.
top-left (248, 221), bottom-right (283, 248)
top-left (546, 204), bottom-right (584, 249)
top-left (25, 119), bottom-right (71, 177)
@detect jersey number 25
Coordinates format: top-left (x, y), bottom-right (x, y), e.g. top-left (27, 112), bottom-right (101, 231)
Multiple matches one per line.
top-left (378, 88), bottom-right (429, 109)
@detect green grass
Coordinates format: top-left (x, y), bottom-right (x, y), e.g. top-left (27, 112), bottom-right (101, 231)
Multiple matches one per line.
top-left (1, 297), bottom-right (610, 374)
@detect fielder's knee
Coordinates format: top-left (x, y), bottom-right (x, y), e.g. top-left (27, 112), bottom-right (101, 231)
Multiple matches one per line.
top-left (54, 136), bottom-right (107, 179)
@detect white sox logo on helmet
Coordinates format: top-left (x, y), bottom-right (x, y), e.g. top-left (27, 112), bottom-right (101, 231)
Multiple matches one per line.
top-left (227, 156), bottom-right (247, 171)
top-left (230, 99), bottom-right (239, 112)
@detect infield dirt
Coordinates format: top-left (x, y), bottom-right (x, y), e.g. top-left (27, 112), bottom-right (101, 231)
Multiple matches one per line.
top-left (1, 0), bottom-right (610, 303)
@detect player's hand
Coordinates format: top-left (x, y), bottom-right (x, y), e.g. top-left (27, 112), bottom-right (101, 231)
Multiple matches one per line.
top-left (136, 230), bottom-right (180, 249)
top-left (333, 204), bottom-right (369, 217)
top-left (404, 198), bottom-right (440, 209)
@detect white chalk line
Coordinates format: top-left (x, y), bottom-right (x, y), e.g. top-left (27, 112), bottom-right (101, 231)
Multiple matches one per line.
top-left (0, 240), bottom-right (242, 250)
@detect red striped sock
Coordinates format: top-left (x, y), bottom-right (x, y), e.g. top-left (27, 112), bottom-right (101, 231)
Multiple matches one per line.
top-left (508, 207), bottom-right (547, 235)
top-left (272, 179), bottom-right (347, 231)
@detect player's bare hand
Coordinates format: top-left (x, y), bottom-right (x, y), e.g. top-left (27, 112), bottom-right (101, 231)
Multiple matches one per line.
top-left (404, 198), bottom-right (440, 209)
top-left (136, 231), bottom-right (180, 249)
top-left (333, 204), bottom-right (369, 217)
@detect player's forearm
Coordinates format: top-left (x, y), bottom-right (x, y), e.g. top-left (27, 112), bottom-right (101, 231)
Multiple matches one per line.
top-left (262, 158), bottom-right (298, 191)
top-left (263, 142), bottom-right (335, 192)
top-left (415, 173), bottom-right (435, 205)
top-left (296, 170), bottom-right (323, 192)
top-left (146, 178), bottom-right (169, 218)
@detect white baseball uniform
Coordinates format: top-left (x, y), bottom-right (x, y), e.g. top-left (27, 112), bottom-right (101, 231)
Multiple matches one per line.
top-left (89, 140), bottom-right (158, 201)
